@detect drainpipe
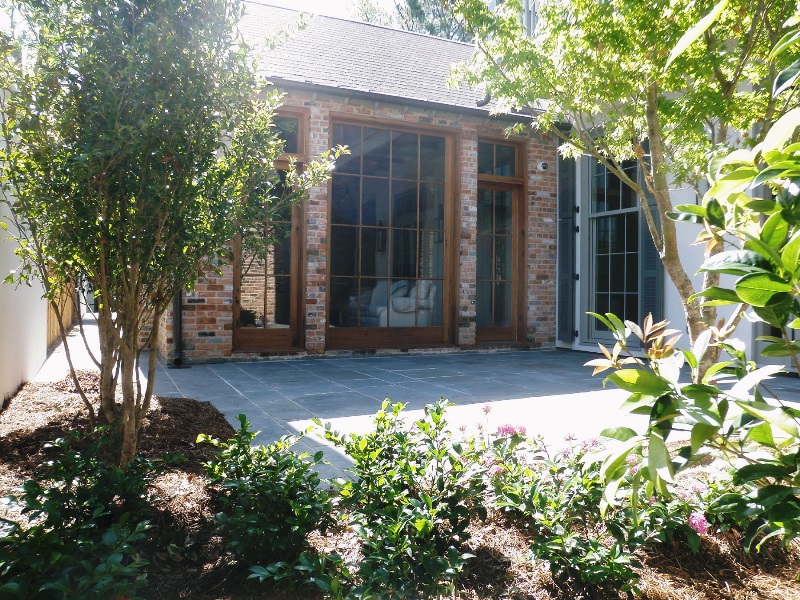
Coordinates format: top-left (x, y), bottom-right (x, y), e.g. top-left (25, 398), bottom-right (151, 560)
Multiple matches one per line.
top-left (169, 290), bottom-right (188, 368)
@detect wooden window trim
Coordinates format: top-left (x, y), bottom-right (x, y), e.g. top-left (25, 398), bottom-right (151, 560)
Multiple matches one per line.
top-left (276, 106), bottom-right (309, 164)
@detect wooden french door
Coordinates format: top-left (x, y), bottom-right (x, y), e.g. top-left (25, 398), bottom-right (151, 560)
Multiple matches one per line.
top-left (233, 203), bottom-right (304, 352)
top-left (476, 183), bottom-right (523, 342)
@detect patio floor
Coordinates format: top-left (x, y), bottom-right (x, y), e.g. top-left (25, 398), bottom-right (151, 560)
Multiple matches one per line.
top-left (35, 317), bottom-right (800, 480)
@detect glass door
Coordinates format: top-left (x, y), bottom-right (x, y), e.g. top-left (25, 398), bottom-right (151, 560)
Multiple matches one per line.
top-left (476, 184), bottom-right (520, 341)
top-left (233, 202), bottom-right (303, 351)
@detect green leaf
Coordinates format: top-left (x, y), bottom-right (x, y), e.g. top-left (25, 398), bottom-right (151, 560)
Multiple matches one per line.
top-left (736, 401), bottom-right (799, 437)
top-left (690, 423), bottom-right (718, 454)
top-left (706, 167), bottom-right (759, 200)
top-left (647, 432), bottom-right (674, 484)
top-left (689, 286), bottom-right (740, 305)
top-left (744, 199), bottom-right (779, 214)
top-left (747, 422), bottom-right (776, 448)
top-left (733, 463), bottom-right (791, 484)
top-left (760, 342), bottom-right (800, 357)
top-left (760, 107), bottom-right (800, 153)
top-left (665, 0), bottom-right (729, 69)
top-left (781, 229), bottom-right (800, 275)
top-left (774, 58), bottom-right (800, 98)
top-left (600, 427), bottom-right (639, 442)
top-left (705, 198), bottom-right (725, 228)
top-left (735, 273), bottom-right (792, 307)
top-left (698, 250), bottom-right (770, 276)
top-left (761, 212), bottom-right (789, 248)
top-left (605, 370), bottom-right (671, 396)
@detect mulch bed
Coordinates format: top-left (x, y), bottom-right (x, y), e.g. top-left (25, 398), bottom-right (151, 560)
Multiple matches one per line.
top-left (1, 373), bottom-right (800, 599)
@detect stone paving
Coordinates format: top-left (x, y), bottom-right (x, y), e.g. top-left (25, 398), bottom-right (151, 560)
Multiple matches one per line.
top-left (35, 316), bottom-right (800, 481)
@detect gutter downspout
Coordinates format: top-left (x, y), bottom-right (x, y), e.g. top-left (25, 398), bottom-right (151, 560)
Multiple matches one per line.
top-left (169, 291), bottom-right (188, 368)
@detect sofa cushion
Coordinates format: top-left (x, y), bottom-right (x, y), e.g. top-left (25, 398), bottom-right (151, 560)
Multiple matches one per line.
top-left (390, 296), bottom-right (417, 313)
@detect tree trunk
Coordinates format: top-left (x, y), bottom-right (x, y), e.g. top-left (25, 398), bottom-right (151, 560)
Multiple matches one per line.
top-left (644, 82), bottom-right (714, 382)
top-left (118, 338), bottom-right (138, 469)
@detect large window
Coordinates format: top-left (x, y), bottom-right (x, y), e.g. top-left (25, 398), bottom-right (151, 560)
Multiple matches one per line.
top-left (588, 160), bottom-right (640, 338)
top-left (329, 123), bottom-right (445, 330)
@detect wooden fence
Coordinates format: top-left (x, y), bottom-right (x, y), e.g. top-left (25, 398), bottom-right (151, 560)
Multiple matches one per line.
top-left (46, 287), bottom-right (76, 348)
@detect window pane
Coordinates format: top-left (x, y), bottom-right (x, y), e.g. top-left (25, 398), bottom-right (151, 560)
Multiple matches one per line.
top-left (493, 281), bottom-right (512, 326)
top-left (609, 293), bottom-right (625, 319)
top-left (330, 226), bottom-right (358, 276)
top-left (239, 253), bottom-right (265, 328)
top-left (625, 294), bottom-right (639, 324)
top-left (477, 189), bottom-right (493, 234)
top-left (625, 253), bottom-right (638, 291)
top-left (606, 170), bottom-right (622, 212)
top-left (420, 135), bottom-right (446, 181)
top-left (596, 255), bottom-right (609, 293)
top-left (419, 231), bottom-right (444, 279)
top-left (331, 174), bottom-right (360, 225)
top-left (391, 229), bottom-right (417, 278)
top-left (358, 279), bottom-right (389, 327)
top-left (476, 281), bottom-right (492, 326)
top-left (265, 275), bottom-right (291, 327)
top-left (362, 177), bottom-right (389, 226)
top-left (391, 180), bottom-right (418, 229)
top-left (334, 124), bottom-right (361, 174)
top-left (478, 142), bottom-right (493, 175)
top-left (625, 212), bottom-right (639, 252)
top-left (609, 256), bottom-right (625, 293)
top-left (363, 128), bottom-right (390, 177)
top-left (331, 277), bottom-right (358, 327)
top-left (477, 235), bottom-right (492, 281)
top-left (267, 230), bottom-right (291, 276)
top-left (495, 190), bottom-right (512, 234)
top-left (495, 145), bottom-right (515, 176)
top-left (274, 116), bottom-right (299, 154)
top-left (495, 236), bottom-right (512, 280)
top-left (420, 183), bottom-right (444, 230)
top-left (391, 132), bottom-right (418, 180)
top-left (361, 228), bottom-right (388, 277)
top-left (591, 171), bottom-right (607, 213)
top-left (609, 214), bottom-right (625, 254)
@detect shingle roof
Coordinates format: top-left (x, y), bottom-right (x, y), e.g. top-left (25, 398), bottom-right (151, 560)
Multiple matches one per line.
top-left (239, 2), bottom-right (489, 113)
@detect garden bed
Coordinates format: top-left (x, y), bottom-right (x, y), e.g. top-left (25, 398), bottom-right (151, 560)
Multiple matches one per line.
top-left (1, 374), bottom-right (799, 599)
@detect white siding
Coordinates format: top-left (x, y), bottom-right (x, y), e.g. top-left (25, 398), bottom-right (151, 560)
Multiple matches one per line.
top-left (0, 199), bottom-right (48, 406)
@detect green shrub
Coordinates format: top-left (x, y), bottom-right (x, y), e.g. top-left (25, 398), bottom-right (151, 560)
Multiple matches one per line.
top-left (0, 428), bottom-right (153, 599)
top-left (318, 399), bottom-right (485, 599)
top-left (199, 414), bottom-right (333, 566)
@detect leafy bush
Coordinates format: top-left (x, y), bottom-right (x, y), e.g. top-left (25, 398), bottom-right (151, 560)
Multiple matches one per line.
top-left (318, 399), bottom-right (485, 599)
top-left (0, 428), bottom-right (153, 598)
top-left (199, 414), bottom-right (333, 566)
top-left (484, 430), bottom-right (641, 594)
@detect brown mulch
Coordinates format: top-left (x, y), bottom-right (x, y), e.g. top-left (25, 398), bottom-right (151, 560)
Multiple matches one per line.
top-left (1, 374), bottom-right (800, 599)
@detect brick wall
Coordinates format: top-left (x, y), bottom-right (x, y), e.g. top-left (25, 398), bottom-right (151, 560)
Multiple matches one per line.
top-left (160, 89), bottom-right (558, 361)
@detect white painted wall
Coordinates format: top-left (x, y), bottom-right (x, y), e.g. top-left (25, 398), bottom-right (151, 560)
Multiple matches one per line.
top-left (0, 199), bottom-right (48, 406)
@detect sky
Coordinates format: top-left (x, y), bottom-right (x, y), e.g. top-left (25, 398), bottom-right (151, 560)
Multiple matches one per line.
top-left (263, 0), bottom-right (396, 20)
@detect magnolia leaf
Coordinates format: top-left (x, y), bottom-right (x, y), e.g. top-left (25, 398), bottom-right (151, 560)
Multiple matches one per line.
top-left (689, 286), bottom-right (740, 305)
top-left (734, 463), bottom-right (792, 484)
top-left (735, 401), bottom-right (799, 438)
top-left (729, 365), bottom-right (784, 399)
top-left (781, 229), bottom-right (800, 275)
top-left (648, 432), bottom-right (674, 484)
top-left (759, 108), bottom-right (800, 154)
top-left (605, 369), bottom-right (671, 396)
top-left (706, 167), bottom-right (759, 201)
top-left (770, 29), bottom-right (800, 60)
top-left (705, 198), bottom-right (725, 228)
top-left (708, 148), bottom-right (753, 179)
top-left (747, 421), bottom-right (776, 448)
top-left (759, 342), bottom-right (800, 357)
top-left (600, 426), bottom-right (639, 441)
top-left (699, 249), bottom-right (770, 276)
top-left (665, 0), bottom-right (729, 69)
top-left (690, 423), bottom-right (719, 454)
top-left (774, 58), bottom-right (800, 98)
top-left (744, 199), bottom-right (779, 214)
top-left (735, 273), bottom-right (792, 307)
top-left (761, 212), bottom-right (789, 249)
top-left (789, 318), bottom-right (800, 329)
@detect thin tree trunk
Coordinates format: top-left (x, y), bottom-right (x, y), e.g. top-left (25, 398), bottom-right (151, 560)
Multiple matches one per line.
top-left (118, 338), bottom-right (138, 469)
top-left (644, 82), bottom-right (714, 381)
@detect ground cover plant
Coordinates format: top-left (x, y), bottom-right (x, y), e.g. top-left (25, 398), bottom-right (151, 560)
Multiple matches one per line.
top-left (2, 374), bottom-right (799, 599)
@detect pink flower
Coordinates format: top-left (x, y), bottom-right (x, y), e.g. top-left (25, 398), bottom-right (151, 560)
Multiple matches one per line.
top-left (488, 465), bottom-right (504, 478)
top-left (561, 446), bottom-right (572, 458)
top-left (688, 512), bottom-right (709, 535)
top-left (580, 438), bottom-right (600, 453)
top-left (629, 463), bottom-right (639, 475)
top-left (482, 404), bottom-right (492, 415)
top-left (497, 424), bottom-right (526, 437)
top-left (564, 433), bottom-right (577, 442)
top-left (482, 453), bottom-right (497, 467)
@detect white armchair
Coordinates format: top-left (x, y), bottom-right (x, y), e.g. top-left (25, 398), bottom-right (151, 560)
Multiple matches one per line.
top-left (380, 280), bottom-right (437, 327)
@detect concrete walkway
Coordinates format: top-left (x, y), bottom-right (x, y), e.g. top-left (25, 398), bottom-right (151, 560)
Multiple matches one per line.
top-left (34, 316), bottom-right (800, 480)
